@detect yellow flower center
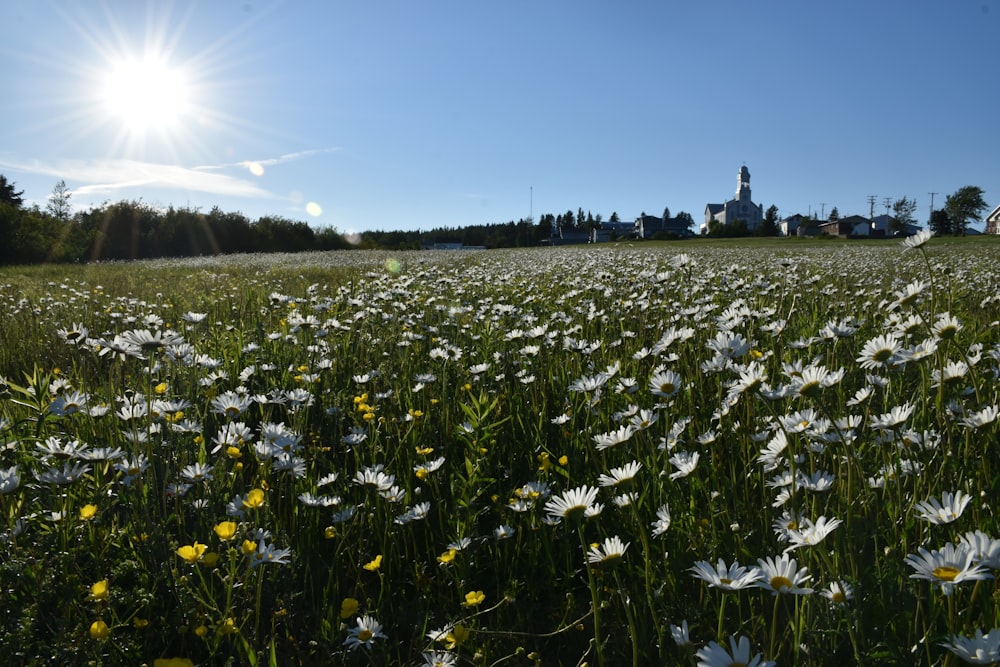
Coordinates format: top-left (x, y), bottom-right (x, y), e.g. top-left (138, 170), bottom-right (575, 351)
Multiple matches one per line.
top-left (770, 575), bottom-right (793, 591)
top-left (357, 629), bottom-right (373, 642)
top-left (933, 566), bottom-right (961, 582)
top-left (831, 591), bottom-right (847, 603)
top-left (660, 383), bottom-right (675, 394)
top-left (872, 349), bottom-right (893, 362)
top-left (719, 577), bottom-right (732, 585)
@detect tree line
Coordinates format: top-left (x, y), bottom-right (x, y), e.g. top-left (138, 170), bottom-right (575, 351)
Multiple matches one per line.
top-left (0, 175), bottom-right (662, 263)
top-left (0, 175), bottom-right (990, 264)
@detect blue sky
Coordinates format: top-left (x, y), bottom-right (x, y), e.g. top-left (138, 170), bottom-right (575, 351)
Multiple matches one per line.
top-left (2, 1), bottom-right (997, 234)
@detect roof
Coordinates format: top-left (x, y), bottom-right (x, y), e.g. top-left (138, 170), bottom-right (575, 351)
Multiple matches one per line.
top-left (705, 203), bottom-right (724, 214)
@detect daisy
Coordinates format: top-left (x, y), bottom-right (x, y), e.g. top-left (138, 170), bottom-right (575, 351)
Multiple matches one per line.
top-left (913, 490), bottom-right (972, 525)
top-left (820, 580), bottom-right (854, 606)
top-left (931, 360), bottom-right (970, 388)
top-left (670, 619), bottom-right (690, 647)
top-left (180, 463), bottom-right (214, 484)
top-left (905, 542), bottom-right (992, 595)
top-left (957, 530), bottom-right (1000, 569)
top-left (891, 279), bottom-right (930, 309)
top-left (353, 465), bottom-right (396, 492)
top-left (961, 406), bottom-right (999, 430)
top-left (248, 540), bottom-right (292, 567)
top-left (592, 425), bottom-right (636, 451)
top-left (343, 615), bottom-right (386, 650)
top-left (901, 228), bottom-right (932, 250)
top-left (789, 364), bottom-right (844, 398)
top-left (649, 369), bottom-right (683, 398)
top-left (421, 651), bottom-right (458, 667)
top-left (931, 312), bottom-right (962, 341)
top-left (628, 409), bottom-right (659, 430)
top-left (856, 334), bottom-right (902, 370)
top-left (756, 553), bottom-right (813, 595)
top-left (597, 460), bottom-right (642, 487)
top-left (706, 331), bottom-right (751, 360)
top-left (48, 390), bottom-right (89, 417)
top-left (0, 466), bottom-right (20, 494)
top-left (36, 461), bottom-right (91, 485)
top-left (668, 451), bottom-right (700, 480)
top-left (783, 516), bottom-right (843, 553)
top-left (650, 504), bottom-right (672, 537)
top-left (612, 491), bottom-right (638, 508)
top-left (869, 402), bottom-right (915, 430)
top-left (796, 470), bottom-right (835, 493)
top-left (689, 558), bottom-right (761, 591)
top-left (543, 485), bottom-right (600, 523)
top-left (727, 361), bottom-right (769, 396)
top-left (210, 391), bottom-right (253, 419)
top-left (846, 386), bottom-right (874, 406)
top-left (696, 635), bottom-right (775, 667)
top-left (493, 524), bottom-right (516, 540)
top-left (940, 628), bottom-right (1000, 665)
top-left (586, 536), bottom-right (629, 564)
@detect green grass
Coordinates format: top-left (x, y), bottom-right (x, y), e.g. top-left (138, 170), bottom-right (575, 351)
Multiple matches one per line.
top-left (0, 240), bottom-right (998, 666)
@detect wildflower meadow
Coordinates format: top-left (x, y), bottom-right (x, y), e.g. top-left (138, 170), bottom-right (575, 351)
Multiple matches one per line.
top-left (0, 236), bottom-right (998, 666)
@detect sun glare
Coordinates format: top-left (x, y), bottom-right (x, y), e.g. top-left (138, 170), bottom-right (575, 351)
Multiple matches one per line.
top-left (103, 56), bottom-right (190, 132)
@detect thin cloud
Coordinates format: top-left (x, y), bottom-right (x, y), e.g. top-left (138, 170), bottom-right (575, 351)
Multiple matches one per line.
top-left (0, 157), bottom-right (273, 199)
top-left (197, 147), bottom-right (341, 172)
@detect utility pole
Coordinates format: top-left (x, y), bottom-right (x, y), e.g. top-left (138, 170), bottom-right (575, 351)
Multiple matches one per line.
top-left (928, 192), bottom-right (937, 226)
top-left (867, 195), bottom-right (877, 220)
top-left (820, 203), bottom-right (827, 220)
top-left (528, 186), bottom-right (533, 247)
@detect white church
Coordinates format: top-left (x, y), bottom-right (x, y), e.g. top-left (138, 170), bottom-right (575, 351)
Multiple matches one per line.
top-left (703, 165), bottom-right (764, 233)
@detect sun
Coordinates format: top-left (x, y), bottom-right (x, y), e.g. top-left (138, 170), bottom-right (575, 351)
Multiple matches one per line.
top-left (102, 55), bottom-right (190, 133)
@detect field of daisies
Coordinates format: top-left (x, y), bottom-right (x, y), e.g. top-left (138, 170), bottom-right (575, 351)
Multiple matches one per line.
top-left (0, 234), bottom-right (998, 666)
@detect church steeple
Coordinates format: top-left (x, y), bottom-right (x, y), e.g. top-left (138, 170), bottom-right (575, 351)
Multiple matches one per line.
top-left (736, 165), bottom-right (751, 201)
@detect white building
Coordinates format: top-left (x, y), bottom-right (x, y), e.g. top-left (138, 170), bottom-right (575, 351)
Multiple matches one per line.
top-left (986, 204), bottom-right (1000, 235)
top-left (704, 165), bottom-right (764, 233)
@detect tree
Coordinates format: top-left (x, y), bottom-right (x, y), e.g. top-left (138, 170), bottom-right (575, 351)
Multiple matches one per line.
top-left (0, 175), bottom-right (24, 209)
top-left (929, 209), bottom-right (952, 236)
top-left (828, 207), bottom-right (839, 221)
top-left (944, 186), bottom-right (988, 235)
top-left (675, 211), bottom-right (695, 233)
top-left (609, 212), bottom-right (620, 223)
top-left (662, 206), bottom-right (670, 221)
top-left (890, 197), bottom-right (918, 235)
top-left (47, 180), bottom-right (73, 221)
top-left (757, 204), bottom-right (779, 236)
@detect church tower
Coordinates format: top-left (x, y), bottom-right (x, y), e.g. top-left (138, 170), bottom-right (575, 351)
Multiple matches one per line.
top-left (736, 165), bottom-right (751, 203)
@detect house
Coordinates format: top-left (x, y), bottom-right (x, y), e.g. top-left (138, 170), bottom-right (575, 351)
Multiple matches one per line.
top-left (779, 214), bottom-right (805, 237)
top-left (986, 204), bottom-right (1000, 235)
top-left (703, 165), bottom-right (764, 233)
top-left (634, 214), bottom-right (692, 239)
top-left (871, 214), bottom-right (923, 238)
top-left (816, 215), bottom-right (871, 238)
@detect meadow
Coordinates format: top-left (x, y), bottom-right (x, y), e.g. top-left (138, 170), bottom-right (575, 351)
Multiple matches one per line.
top-left (0, 235), bottom-right (998, 666)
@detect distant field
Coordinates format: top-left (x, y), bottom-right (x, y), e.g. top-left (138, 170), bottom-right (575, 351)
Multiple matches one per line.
top-left (0, 239), bottom-right (997, 666)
